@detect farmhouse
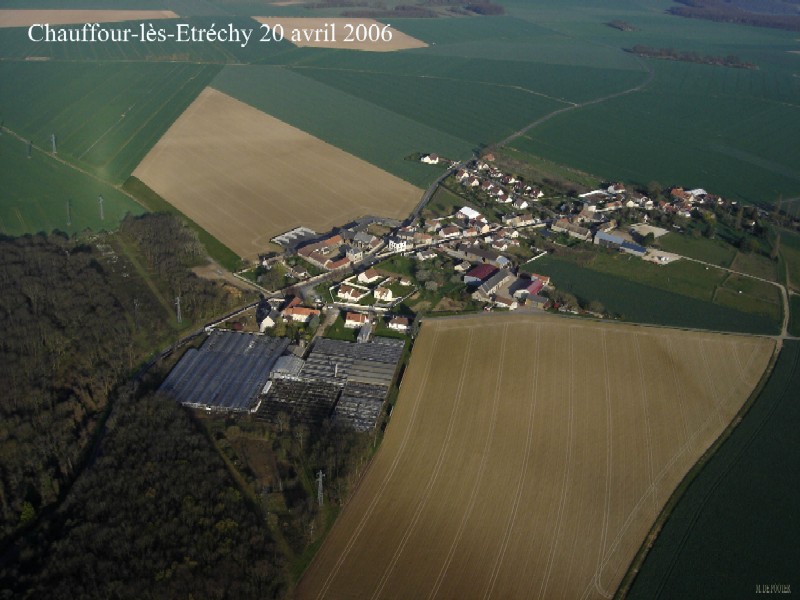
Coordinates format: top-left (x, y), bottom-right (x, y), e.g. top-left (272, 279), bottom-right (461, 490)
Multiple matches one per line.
top-left (420, 153), bottom-right (439, 165)
top-left (551, 218), bottom-right (592, 241)
top-left (476, 269), bottom-right (513, 299)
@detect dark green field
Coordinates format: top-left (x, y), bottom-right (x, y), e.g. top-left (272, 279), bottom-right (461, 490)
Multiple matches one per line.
top-left (789, 295), bottom-right (800, 337)
top-left (523, 254), bottom-right (779, 334)
top-left (627, 340), bottom-right (800, 599)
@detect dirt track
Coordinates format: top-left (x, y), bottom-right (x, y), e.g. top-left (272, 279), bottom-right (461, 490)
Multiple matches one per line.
top-left (133, 87), bottom-right (421, 261)
top-left (295, 313), bottom-right (773, 600)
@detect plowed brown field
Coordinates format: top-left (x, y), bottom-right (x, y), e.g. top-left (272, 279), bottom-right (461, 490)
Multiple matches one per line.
top-left (133, 87), bottom-right (421, 260)
top-left (296, 314), bottom-right (774, 600)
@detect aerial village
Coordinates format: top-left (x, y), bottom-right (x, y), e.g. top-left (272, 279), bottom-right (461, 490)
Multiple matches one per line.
top-left (163, 151), bottom-right (757, 433)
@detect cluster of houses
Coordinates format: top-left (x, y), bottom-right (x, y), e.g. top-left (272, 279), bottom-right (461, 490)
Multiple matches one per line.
top-left (333, 268), bottom-right (415, 307)
top-left (454, 158), bottom-right (545, 209)
top-left (459, 262), bottom-right (551, 310)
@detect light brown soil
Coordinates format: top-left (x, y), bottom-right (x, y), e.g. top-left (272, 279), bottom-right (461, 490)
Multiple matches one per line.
top-left (0, 10), bottom-right (178, 28)
top-left (252, 17), bottom-right (427, 52)
top-left (133, 87), bottom-right (421, 261)
top-left (295, 313), bottom-right (773, 600)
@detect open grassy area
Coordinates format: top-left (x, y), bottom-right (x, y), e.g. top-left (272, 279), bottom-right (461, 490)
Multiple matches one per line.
top-left (523, 254), bottom-right (779, 334)
top-left (729, 250), bottom-right (779, 282)
top-left (628, 340), bottom-right (799, 600)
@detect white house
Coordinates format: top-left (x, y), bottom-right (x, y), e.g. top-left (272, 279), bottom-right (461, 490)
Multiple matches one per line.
top-left (388, 237), bottom-right (409, 252)
top-left (456, 206), bottom-right (481, 221)
top-left (374, 287), bottom-right (394, 302)
top-left (358, 268), bottom-right (382, 284)
top-left (420, 153), bottom-right (440, 165)
top-left (344, 312), bottom-right (368, 328)
top-left (388, 316), bottom-right (410, 332)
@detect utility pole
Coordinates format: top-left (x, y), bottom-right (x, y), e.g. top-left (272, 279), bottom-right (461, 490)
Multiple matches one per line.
top-left (66, 199), bottom-right (71, 227)
top-left (316, 470), bottom-right (325, 507)
top-left (175, 296), bottom-right (182, 324)
top-left (51, 133), bottom-right (57, 154)
top-left (98, 195), bottom-right (104, 221)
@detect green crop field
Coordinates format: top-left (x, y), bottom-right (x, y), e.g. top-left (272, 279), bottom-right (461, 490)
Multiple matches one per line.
top-left (504, 0), bottom-right (800, 206)
top-left (291, 68), bottom-right (566, 149)
top-left (0, 134), bottom-right (143, 236)
top-left (0, 60), bottom-right (220, 184)
top-left (627, 340), bottom-right (800, 599)
top-left (522, 254), bottom-right (778, 334)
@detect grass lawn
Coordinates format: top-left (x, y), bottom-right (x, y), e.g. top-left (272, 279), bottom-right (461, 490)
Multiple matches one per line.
top-left (729, 251), bottom-right (779, 282)
top-left (657, 232), bottom-right (736, 267)
top-left (375, 255), bottom-right (416, 278)
top-left (323, 314), bottom-right (358, 343)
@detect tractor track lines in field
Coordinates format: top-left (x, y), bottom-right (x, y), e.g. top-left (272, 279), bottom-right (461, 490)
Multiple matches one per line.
top-left (298, 315), bottom-right (773, 600)
top-left (591, 329), bottom-right (614, 599)
top-left (633, 333), bottom-right (657, 519)
top-left (428, 325), bottom-right (508, 600)
top-left (538, 326), bottom-right (576, 600)
top-left (315, 330), bottom-right (444, 600)
top-left (482, 323), bottom-right (540, 600)
top-left (371, 330), bottom-right (477, 600)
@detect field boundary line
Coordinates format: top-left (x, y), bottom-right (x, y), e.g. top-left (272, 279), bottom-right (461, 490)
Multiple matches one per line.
top-left (482, 322), bottom-right (541, 600)
top-left (613, 341), bottom-right (787, 599)
top-left (370, 329), bottom-right (477, 600)
top-left (314, 329), bottom-right (442, 600)
top-left (427, 325), bottom-right (508, 600)
top-left (538, 325), bottom-right (576, 600)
